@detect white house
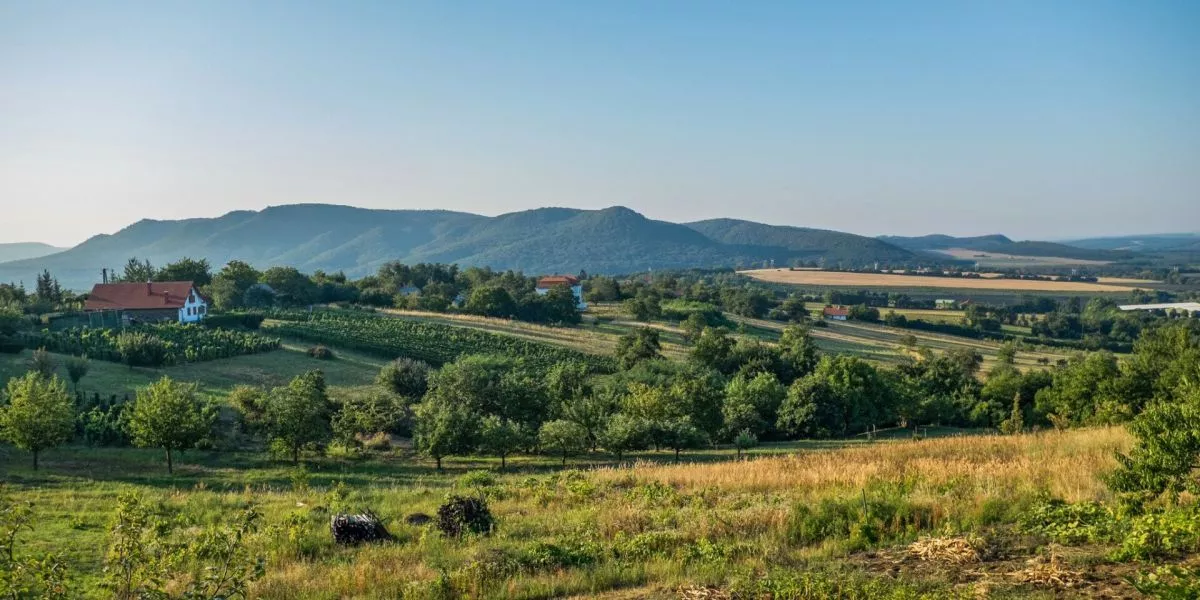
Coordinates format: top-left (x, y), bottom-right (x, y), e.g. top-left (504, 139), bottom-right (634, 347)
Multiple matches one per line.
top-left (84, 281), bottom-right (209, 324)
top-left (535, 275), bottom-right (586, 310)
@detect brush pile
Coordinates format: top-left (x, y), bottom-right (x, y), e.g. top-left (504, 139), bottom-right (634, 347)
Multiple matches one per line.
top-left (330, 511), bottom-right (393, 545)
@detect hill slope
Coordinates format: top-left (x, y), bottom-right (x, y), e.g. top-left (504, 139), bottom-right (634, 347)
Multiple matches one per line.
top-left (880, 234), bottom-right (1131, 262)
top-left (0, 242), bottom-right (65, 264)
top-left (686, 219), bottom-right (914, 265)
top-left (0, 204), bottom-right (915, 289)
top-left (1063, 233), bottom-right (1200, 253)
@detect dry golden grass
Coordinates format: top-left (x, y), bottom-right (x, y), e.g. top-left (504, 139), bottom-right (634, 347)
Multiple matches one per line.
top-left (595, 427), bottom-right (1130, 503)
top-left (742, 269), bottom-right (1136, 292)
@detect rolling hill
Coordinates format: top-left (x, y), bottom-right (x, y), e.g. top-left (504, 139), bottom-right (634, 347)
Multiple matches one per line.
top-left (0, 204), bottom-right (917, 290)
top-left (1062, 233), bottom-right (1200, 253)
top-left (0, 242), bottom-right (65, 263)
top-left (879, 234), bottom-right (1132, 262)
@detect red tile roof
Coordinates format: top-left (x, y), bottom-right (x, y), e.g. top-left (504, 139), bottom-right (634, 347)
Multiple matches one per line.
top-left (84, 282), bottom-right (199, 311)
top-left (536, 275), bottom-right (580, 288)
top-left (823, 306), bottom-right (850, 317)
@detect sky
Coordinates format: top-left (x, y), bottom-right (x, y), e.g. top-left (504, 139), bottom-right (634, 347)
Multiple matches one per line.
top-left (1, 1), bottom-right (1198, 247)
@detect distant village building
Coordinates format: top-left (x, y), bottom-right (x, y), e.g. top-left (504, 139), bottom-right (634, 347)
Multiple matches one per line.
top-left (84, 281), bottom-right (208, 324)
top-left (1118, 302), bottom-right (1200, 316)
top-left (822, 306), bottom-right (849, 321)
top-left (535, 275), bottom-right (586, 310)
top-left (935, 299), bottom-right (959, 310)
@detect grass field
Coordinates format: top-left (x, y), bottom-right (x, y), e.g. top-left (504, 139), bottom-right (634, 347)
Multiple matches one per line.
top-left (742, 268), bottom-right (1138, 292)
top-left (0, 341), bottom-right (385, 400)
top-left (1, 427), bottom-right (1146, 599)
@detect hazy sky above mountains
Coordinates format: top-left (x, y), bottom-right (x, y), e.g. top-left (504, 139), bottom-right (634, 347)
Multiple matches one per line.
top-left (2, 1), bottom-right (1197, 247)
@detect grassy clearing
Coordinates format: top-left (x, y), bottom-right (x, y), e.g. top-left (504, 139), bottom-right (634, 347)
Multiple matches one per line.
top-left (0, 427), bottom-right (1146, 598)
top-left (0, 342), bottom-right (384, 400)
top-left (742, 268), bottom-right (1137, 292)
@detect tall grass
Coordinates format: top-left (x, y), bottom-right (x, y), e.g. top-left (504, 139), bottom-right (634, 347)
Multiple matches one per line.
top-left (1, 427), bottom-right (1131, 598)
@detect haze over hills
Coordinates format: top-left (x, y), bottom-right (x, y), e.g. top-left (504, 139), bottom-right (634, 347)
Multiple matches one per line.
top-left (879, 234), bottom-right (1133, 262)
top-left (0, 204), bottom-right (1170, 291)
top-left (1062, 233), bottom-right (1200, 253)
top-left (0, 204), bottom-right (921, 290)
top-left (0, 242), bottom-right (66, 264)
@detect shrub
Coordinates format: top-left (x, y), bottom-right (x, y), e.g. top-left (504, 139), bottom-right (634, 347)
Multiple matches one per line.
top-left (1018, 499), bottom-right (1120, 545)
top-left (1132, 565), bottom-right (1200, 599)
top-left (307, 345), bottom-right (334, 359)
top-left (1112, 506), bottom-right (1200, 560)
top-left (437, 495), bottom-right (495, 538)
top-left (116, 331), bottom-right (169, 368)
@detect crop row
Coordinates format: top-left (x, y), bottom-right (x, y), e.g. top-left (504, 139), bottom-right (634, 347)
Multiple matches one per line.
top-left (263, 313), bottom-right (615, 372)
top-left (19, 324), bottom-right (281, 365)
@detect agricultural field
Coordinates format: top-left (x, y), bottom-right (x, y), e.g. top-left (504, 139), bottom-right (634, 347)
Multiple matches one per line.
top-left (731, 315), bottom-right (1070, 373)
top-left (932, 247), bottom-right (1112, 267)
top-left (5, 426), bottom-right (1178, 599)
top-left (0, 342), bottom-right (384, 401)
top-left (742, 268), bottom-right (1140, 293)
top-left (262, 312), bottom-right (615, 372)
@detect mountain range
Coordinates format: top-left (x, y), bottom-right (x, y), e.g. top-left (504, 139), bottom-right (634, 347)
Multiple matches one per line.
top-left (879, 234), bottom-right (1132, 261)
top-left (0, 204), bottom-right (1160, 291)
top-left (0, 242), bottom-right (66, 264)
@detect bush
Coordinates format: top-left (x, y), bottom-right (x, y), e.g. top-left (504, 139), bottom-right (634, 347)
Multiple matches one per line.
top-left (1018, 499), bottom-right (1120, 545)
top-left (116, 331), bottom-right (169, 368)
top-left (437, 495), bottom-right (495, 538)
top-left (307, 345), bottom-right (334, 360)
top-left (201, 313), bottom-right (266, 330)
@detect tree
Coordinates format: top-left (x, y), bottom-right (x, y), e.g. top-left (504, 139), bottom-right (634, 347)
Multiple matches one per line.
top-left (208, 260), bottom-right (261, 310)
top-left (691, 327), bottom-right (734, 373)
top-left (331, 388), bottom-right (408, 446)
top-left (538, 419), bottom-right (589, 466)
top-left (263, 371), bottom-right (333, 463)
top-left (465, 286), bottom-right (518, 319)
top-left (778, 325), bottom-right (820, 382)
top-left (125, 377), bottom-right (216, 474)
top-left (722, 372), bottom-right (785, 439)
top-left (0, 372), bottom-right (74, 469)
top-left (778, 296), bottom-right (810, 323)
top-left (681, 313), bottom-right (707, 344)
top-left (228, 385), bottom-right (268, 433)
top-left (413, 398), bottom-right (478, 470)
top-left (1033, 352), bottom-right (1123, 425)
top-left (778, 356), bottom-right (891, 438)
top-left (116, 332), bottom-right (168, 369)
top-left (155, 257), bottom-right (212, 287)
top-left (27, 347), bottom-right (55, 379)
top-left (120, 257), bottom-right (156, 283)
top-left (64, 355), bottom-right (89, 392)
top-left (1108, 382), bottom-right (1200, 497)
top-left (615, 327), bottom-right (662, 369)
top-left (537, 285), bottom-right (582, 324)
top-left (660, 418), bottom-right (706, 463)
top-left (848, 304), bottom-right (880, 322)
top-left (597, 414), bottom-right (649, 462)
top-left (260, 267), bottom-right (317, 306)
top-left (424, 354), bottom-right (548, 427)
top-left (479, 416), bottom-right (532, 469)
top-left (734, 428), bottom-right (758, 459)
top-left (623, 288), bottom-right (663, 321)
top-left (375, 358), bottom-right (431, 398)
top-left (999, 392), bottom-right (1024, 435)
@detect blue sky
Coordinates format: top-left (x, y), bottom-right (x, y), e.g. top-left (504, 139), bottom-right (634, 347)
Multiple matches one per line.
top-left (2, 1), bottom-right (1197, 246)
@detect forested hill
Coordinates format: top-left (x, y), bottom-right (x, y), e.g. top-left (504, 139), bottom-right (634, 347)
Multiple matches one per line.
top-left (879, 233), bottom-right (1132, 261)
top-left (0, 204), bottom-right (916, 289)
top-left (0, 242), bottom-right (65, 263)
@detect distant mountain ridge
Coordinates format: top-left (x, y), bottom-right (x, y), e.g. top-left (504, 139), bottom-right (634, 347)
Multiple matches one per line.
top-left (879, 234), bottom-right (1132, 262)
top-left (0, 242), bottom-right (65, 263)
top-left (1062, 233), bottom-right (1200, 253)
top-left (0, 204), bottom-right (918, 290)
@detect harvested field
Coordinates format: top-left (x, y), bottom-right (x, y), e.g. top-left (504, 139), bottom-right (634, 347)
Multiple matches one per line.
top-left (742, 268), bottom-right (1136, 292)
top-left (934, 248), bottom-right (1111, 266)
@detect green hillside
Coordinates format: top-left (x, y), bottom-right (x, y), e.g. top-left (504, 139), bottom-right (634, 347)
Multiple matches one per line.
top-left (0, 204), bottom-right (916, 289)
top-left (0, 242), bottom-right (65, 263)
